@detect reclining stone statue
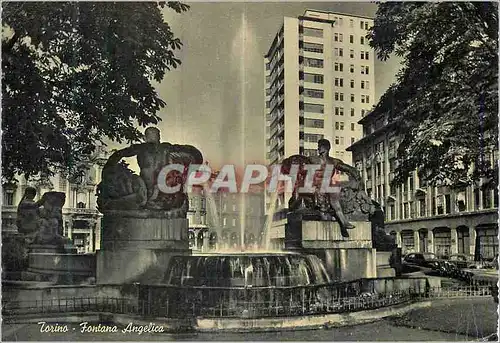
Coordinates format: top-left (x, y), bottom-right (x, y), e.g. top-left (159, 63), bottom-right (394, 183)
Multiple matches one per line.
top-left (97, 127), bottom-right (203, 216)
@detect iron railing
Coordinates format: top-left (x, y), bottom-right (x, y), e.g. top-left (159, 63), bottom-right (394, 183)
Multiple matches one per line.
top-left (3, 285), bottom-right (492, 319)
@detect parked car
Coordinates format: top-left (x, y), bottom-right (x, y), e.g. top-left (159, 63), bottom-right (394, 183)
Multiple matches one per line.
top-left (402, 252), bottom-right (441, 270)
top-left (448, 254), bottom-right (475, 269)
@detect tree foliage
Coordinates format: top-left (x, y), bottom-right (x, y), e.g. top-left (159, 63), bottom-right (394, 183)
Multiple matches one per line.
top-left (368, 2), bottom-right (498, 188)
top-left (2, 1), bottom-right (189, 181)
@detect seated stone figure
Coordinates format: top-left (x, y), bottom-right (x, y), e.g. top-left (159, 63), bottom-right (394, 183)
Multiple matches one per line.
top-left (281, 139), bottom-right (375, 238)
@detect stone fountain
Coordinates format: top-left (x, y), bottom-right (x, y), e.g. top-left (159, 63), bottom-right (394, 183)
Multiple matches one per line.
top-left (95, 127), bottom-right (203, 284)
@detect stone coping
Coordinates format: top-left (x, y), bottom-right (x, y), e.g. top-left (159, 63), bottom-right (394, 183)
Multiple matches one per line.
top-left (100, 210), bottom-right (188, 219)
top-left (2, 301), bottom-right (433, 332)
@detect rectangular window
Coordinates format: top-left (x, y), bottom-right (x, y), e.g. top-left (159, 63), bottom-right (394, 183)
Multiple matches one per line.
top-left (365, 22), bottom-right (369, 30)
top-left (349, 19), bottom-right (354, 28)
top-left (334, 33), bottom-right (339, 42)
top-left (340, 136), bottom-right (345, 144)
top-left (349, 35), bottom-right (354, 43)
top-left (335, 92), bottom-right (339, 101)
top-left (335, 122), bottom-right (339, 130)
top-left (360, 37), bottom-right (365, 45)
top-left (350, 94), bottom-right (355, 102)
top-left (335, 136), bottom-right (340, 144)
top-left (350, 108), bottom-right (355, 117)
top-left (304, 103), bottom-right (324, 113)
top-left (351, 123), bottom-right (355, 131)
top-left (304, 133), bottom-right (324, 142)
top-left (365, 81), bottom-right (370, 90)
top-left (5, 191), bottom-right (14, 206)
top-left (339, 107), bottom-right (344, 116)
top-left (304, 118), bottom-right (324, 128)
top-left (303, 42), bottom-right (323, 53)
top-left (360, 20), bottom-right (364, 29)
top-left (350, 80), bottom-right (354, 88)
top-left (339, 122), bottom-right (345, 130)
top-left (334, 62), bottom-right (344, 72)
top-left (366, 95), bottom-right (370, 103)
top-left (335, 78), bottom-right (344, 87)
top-left (339, 33), bottom-right (343, 42)
top-left (361, 109), bottom-right (366, 117)
top-left (303, 27), bottom-right (323, 37)
top-left (361, 95), bottom-right (366, 103)
top-left (304, 88), bottom-right (324, 98)
top-left (304, 57), bottom-right (324, 68)
top-left (339, 63), bottom-right (343, 72)
top-left (335, 107), bottom-right (339, 116)
top-left (304, 73), bottom-right (324, 84)
top-left (339, 92), bottom-right (344, 101)
top-left (365, 51), bottom-right (369, 60)
top-left (351, 137), bottom-right (355, 144)
top-left (361, 81), bottom-right (365, 89)
top-left (350, 49), bottom-right (354, 58)
top-left (350, 64), bottom-right (354, 73)
top-left (360, 51), bottom-right (365, 60)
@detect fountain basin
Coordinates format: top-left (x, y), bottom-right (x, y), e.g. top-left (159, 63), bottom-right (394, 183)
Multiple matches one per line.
top-left (164, 252), bottom-right (330, 288)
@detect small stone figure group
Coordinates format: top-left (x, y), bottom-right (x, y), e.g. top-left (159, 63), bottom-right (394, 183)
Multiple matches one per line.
top-left (17, 187), bottom-right (70, 247)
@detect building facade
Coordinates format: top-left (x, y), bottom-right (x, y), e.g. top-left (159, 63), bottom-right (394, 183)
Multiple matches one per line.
top-left (2, 146), bottom-right (108, 254)
top-left (348, 111), bottom-right (498, 260)
top-left (264, 9), bottom-right (376, 240)
top-left (206, 191), bottom-right (266, 250)
top-left (187, 185), bottom-right (210, 251)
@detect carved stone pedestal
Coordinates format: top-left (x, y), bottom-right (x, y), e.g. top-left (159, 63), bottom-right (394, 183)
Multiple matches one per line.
top-left (24, 244), bottom-right (95, 284)
top-left (96, 210), bottom-right (191, 284)
top-left (285, 212), bottom-right (377, 282)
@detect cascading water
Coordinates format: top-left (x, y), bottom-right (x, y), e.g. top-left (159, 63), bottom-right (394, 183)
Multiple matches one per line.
top-left (164, 252), bottom-right (330, 288)
top-left (203, 183), bottom-right (221, 232)
top-left (262, 187), bottom-right (280, 250)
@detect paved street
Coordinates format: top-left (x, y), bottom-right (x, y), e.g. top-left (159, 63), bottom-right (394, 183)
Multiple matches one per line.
top-left (3, 298), bottom-right (496, 341)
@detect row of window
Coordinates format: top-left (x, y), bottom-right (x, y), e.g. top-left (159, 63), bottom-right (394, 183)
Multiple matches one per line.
top-left (303, 18), bottom-right (370, 38)
top-left (333, 48), bottom-right (370, 60)
top-left (334, 63), bottom-right (370, 75)
top-left (304, 118), bottom-right (324, 128)
top-left (304, 133), bottom-right (324, 143)
top-left (335, 121), bottom-right (357, 132)
top-left (303, 103), bottom-right (369, 117)
top-left (304, 88), bottom-right (371, 103)
top-left (333, 33), bottom-right (368, 45)
top-left (302, 136), bottom-right (356, 149)
top-left (305, 56), bottom-right (370, 70)
top-left (334, 90), bottom-right (371, 102)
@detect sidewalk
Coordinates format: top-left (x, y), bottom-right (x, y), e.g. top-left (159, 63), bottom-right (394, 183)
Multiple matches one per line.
top-left (389, 297), bottom-right (497, 339)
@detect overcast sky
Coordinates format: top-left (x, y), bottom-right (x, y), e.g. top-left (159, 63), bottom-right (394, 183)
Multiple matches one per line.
top-left (121, 2), bottom-right (401, 172)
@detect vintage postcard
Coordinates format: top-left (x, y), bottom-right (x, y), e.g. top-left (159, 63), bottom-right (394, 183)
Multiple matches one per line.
top-left (1, 1), bottom-right (498, 341)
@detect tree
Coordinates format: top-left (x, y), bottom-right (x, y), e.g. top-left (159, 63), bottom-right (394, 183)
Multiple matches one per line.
top-left (2, 1), bottom-right (189, 181)
top-left (368, 2), bottom-right (498, 188)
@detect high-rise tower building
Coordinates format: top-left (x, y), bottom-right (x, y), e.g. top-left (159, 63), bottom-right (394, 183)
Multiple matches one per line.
top-left (263, 10), bottom-right (376, 245)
